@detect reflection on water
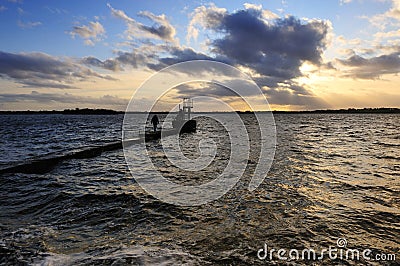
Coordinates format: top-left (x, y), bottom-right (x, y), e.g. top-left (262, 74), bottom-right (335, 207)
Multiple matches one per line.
top-left (0, 113), bottom-right (399, 265)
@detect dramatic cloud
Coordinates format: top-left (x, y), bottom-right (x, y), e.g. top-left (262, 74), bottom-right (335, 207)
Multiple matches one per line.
top-left (0, 51), bottom-right (115, 89)
top-left (185, 5), bottom-right (331, 81)
top-left (90, 4), bottom-right (330, 88)
top-left (92, 4), bottom-right (331, 108)
top-left (69, 21), bottom-right (105, 46)
top-left (211, 14), bottom-right (329, 77)
top-left (165, 5), bottom-right (330, 108)
top-left (336, 52), bottom-right (400, 79)
top-left (187, 3), bottom-right (280, 44)
top-left (107, 3), bottom-right (176, 43)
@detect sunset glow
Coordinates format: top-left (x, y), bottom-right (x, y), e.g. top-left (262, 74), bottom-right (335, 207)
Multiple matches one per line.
top-left (1, 0), bottom-right (399, 111)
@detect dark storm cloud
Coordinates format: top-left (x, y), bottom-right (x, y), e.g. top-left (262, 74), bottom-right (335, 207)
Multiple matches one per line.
top-left (337, 52), bottom-right (400, 79)
top-left (0, 51), bottom-right (115, 89)
top-left (210, 13), bottom-right (329, 79)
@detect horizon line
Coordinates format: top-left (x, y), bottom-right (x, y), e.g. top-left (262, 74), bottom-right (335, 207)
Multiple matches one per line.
top-left (0, 107), bottom-right (399, 114)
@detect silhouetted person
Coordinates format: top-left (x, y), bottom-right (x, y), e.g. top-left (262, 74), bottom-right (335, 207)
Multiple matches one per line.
top-left (151, 115), bottom-right (159, 132)
top-left (177, 109), bottom-right (184, 121)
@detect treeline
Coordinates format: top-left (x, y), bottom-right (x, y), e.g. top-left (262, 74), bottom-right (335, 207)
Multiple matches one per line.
top-left (0, 108), bottom-right (123, 115)
top-left (271, 107), bottom-right (400, 114)
top-left (0, 107), bottom-right (399, 115)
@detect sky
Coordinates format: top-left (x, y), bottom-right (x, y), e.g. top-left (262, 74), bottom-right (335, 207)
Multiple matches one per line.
top-left (0, 0), bottom-right (399, 111)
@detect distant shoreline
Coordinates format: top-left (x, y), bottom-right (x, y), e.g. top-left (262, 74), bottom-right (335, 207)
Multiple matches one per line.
top-left (0, 107), bottom-right (399, 115)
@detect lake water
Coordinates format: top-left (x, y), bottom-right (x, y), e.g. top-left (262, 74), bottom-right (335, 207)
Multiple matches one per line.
top-left (0, 113), bottom-right (398, 265)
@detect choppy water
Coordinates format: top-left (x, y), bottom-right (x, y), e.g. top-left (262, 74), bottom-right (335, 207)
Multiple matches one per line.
top-left (0, 113), bottom-right (399, 265)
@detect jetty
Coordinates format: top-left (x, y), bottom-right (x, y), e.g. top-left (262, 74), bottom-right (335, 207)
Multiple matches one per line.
top-left (0, 99), bottom-right (197, 175)
top-left (0, 139), bottom-right (139, 175)
top-left (144, 98), bottom-right (196, 141)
